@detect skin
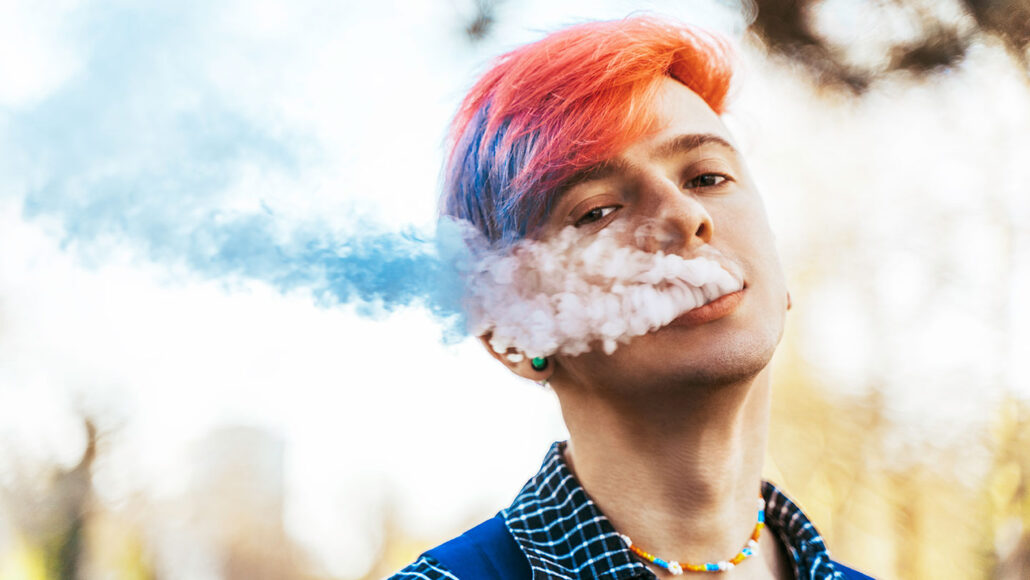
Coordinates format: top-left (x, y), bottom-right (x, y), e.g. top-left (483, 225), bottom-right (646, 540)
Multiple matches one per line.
top-left (483, 78), bottom-right (793, 578)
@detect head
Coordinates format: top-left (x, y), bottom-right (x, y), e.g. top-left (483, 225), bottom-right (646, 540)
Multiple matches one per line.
top-left (442, 17), bottom-right (789, 396)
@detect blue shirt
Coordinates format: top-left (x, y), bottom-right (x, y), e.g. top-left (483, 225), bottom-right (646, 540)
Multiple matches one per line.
top-left (392, 441), bottom-right (846, 579)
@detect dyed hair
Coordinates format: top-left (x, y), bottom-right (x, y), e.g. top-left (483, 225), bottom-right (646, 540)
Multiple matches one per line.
top-left (441, 16), bottom-right (734, 246)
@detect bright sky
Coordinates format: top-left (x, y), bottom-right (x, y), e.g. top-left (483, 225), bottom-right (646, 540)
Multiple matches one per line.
top-left (1, 1), bottom-right (1028, 578)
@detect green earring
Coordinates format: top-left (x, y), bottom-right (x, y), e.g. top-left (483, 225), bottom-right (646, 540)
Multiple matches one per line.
top-left (530, 357), bottom-right (548, 371)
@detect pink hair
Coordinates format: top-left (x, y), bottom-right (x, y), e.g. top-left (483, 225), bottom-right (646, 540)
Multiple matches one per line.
top-left (442, 16), bottom-right (734, 245)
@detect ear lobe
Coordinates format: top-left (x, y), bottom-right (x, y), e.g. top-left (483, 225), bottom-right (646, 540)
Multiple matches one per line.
top-left (478, 334), bottom-right (555, 382)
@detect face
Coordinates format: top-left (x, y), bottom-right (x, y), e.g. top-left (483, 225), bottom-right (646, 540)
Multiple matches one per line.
top-left (537, 78), bottom-right (788, 396)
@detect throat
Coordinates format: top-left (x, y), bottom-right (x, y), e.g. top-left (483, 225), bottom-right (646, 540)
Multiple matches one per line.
top-left (556, 371), bottom-right (775, 574)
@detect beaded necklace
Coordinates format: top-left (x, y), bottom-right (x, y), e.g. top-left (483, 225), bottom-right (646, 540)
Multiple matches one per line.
top-left (618, 497), bottom-right (766, 575)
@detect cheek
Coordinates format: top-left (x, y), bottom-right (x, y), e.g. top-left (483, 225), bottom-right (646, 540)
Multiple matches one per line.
top-left (718, 202), bottom-right (786, 297)
top-left (721, 196), bottom-right (778, 255)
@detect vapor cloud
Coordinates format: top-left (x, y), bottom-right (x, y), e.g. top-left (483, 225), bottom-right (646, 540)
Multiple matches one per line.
top-left (2, 3), bottom-right (470, 326)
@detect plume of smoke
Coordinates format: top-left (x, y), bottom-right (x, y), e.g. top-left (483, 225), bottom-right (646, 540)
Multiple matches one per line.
top-left (183, 216), bottom-right (743, 358)
top-left (0, 2), bottom-right (476, 336)
top-left (453, 220), bottom-right (743, 358)
top-left (189, 216), bottom-right (472, 340)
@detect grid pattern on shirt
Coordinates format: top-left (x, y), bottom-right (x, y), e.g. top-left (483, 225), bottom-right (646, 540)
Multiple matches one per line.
top-left (391, 556), bottom-right (459, 580)
top-left (763, 481), bottom-right (842, 580)
top-left (391, 441), bottom-right (847, 579)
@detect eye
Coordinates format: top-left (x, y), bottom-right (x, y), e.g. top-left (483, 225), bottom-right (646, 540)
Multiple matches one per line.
top-left (574, 205), bottom-right (619, 227)
top-left (686, 173), bottom-right (729, 189)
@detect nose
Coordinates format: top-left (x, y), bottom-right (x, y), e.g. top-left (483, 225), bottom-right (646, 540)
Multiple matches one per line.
top-left (634, 177), bottom-right (714, 254)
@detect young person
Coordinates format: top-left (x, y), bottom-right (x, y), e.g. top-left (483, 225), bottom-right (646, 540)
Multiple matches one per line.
top-left (392, 16), bottom-right (871, 579)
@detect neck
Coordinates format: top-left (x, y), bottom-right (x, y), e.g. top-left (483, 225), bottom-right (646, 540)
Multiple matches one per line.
top-left (554, 369), bottom-right (785, 577)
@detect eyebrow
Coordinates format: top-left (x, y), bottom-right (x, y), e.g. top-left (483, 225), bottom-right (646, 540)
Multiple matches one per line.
top-left (653, 132), bottom-right (737, 159)
top-left (564, 132), bottom-right (737, 186)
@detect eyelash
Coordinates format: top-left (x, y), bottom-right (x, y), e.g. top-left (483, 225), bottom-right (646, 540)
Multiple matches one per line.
top-left (574, 205), bottom-right (619, 227)
top-left (685, 172), bottom-right (730, 189)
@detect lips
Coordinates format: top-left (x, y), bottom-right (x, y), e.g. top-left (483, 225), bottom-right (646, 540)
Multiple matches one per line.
top-left (668, 284), bottom-right (746, 327)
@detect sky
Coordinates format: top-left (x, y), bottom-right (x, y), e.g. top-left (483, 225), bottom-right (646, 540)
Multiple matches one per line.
top-left (1, 0), bottom-right (1029, 577)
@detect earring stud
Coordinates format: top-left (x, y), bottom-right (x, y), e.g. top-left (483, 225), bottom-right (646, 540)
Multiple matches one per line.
top-left (531, 357), bottom-right (548, 371)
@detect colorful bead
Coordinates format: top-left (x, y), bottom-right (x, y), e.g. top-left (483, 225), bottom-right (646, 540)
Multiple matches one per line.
top-left (617, 494), bottom-right (766, 574)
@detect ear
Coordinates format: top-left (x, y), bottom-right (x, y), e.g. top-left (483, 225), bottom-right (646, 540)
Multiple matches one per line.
top-left (479, 334), bottom-right (554, 383)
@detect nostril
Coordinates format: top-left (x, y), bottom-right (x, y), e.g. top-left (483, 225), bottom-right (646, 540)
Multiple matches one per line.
top-left (695, 222), bottom-right (709, 240)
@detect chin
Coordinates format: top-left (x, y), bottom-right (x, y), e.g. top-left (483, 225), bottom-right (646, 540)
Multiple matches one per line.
top-left (639, 324), bottom-right (780, 388)
top-left (555, 296), bottom-right (788, 393)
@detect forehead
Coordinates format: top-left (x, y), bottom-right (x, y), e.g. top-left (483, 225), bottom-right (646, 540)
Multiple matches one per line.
top-left (625, 77), bottom-right (734, 158)
top-left (550, 79), bottom-right (737, 199)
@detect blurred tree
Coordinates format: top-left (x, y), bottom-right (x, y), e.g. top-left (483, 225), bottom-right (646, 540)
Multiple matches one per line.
top-left (185, 426), bottom-right (301, 580)
top-left (0, 419), bottom-right (97, 580)
top-left (988, 397), bottom-right (1030, 579)
top-left (750, 0), bottom-right (1030, 92)
top-left (465, 0), bottom-right (504, 41)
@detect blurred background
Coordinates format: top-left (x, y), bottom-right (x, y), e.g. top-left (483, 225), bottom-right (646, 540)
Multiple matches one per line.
top-left (1, 0), bottom-right (1029, 578)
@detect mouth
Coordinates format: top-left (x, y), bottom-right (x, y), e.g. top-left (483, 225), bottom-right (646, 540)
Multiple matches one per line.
top-left (667, 283), bottom-right (746, 327)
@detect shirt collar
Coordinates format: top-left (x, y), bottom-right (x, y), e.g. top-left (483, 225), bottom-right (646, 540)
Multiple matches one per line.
top-left (502, 442), bottom-right (646, 579)
top-left (762, 482), bottom-right (841, 579)
top-left (502, 441), bottom-right (843, 580)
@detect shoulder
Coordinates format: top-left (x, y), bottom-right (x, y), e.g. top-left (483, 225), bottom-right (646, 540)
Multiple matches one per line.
top-left (387, 554), bottom-right (459, 580)
top-left (831, 560), bottom-right (877, 579)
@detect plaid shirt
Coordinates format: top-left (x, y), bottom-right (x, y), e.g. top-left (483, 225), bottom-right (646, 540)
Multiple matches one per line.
top-left (391, 442), bottom-right (845, 579)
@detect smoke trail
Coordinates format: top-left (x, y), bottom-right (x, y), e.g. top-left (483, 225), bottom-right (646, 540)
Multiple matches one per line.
top-left (183, 214), bottom-right (468, 323)
top-left (458, 221), bottom-right (743, 357)
top-left (2, 3), bottom-right (474, 332)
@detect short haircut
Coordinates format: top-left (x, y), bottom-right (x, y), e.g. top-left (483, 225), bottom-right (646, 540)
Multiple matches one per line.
top-left (441, 16), bottom-right (734, 246)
